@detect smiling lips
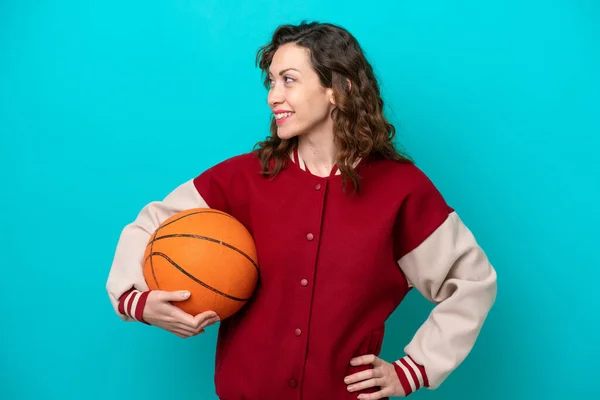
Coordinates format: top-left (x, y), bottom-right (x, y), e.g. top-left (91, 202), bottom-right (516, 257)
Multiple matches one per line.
top-left (274, 110), bottom-right (294, 125)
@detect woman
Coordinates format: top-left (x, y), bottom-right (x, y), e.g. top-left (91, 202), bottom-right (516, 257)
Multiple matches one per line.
top-left (106, 21), bottom-right (497, 399)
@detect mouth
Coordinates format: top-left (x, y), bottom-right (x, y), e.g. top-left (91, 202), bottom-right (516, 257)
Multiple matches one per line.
top-left (274, 112), bottom-right (294, 125)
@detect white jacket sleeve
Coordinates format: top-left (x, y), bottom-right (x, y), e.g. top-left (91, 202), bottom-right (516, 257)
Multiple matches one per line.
top-left (106, 179), bottom-right (209, 321)
top-left (396, 211), bottom-right (497, 389)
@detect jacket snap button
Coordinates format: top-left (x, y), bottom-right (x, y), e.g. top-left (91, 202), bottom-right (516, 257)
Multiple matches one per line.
top-left (306, 233), bottom-right (314, 241)
top-left (289, 379), bottom-right (298, 388)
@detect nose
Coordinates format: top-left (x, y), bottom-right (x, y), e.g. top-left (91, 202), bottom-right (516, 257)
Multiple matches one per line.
top-left (267, 82), bottom-right (284, 108)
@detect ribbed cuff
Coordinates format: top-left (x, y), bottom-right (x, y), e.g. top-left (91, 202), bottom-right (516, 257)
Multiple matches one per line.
top-left (118, 289), bottom-right (151, 325)
top-left (393, 355), bottom-right (429, 396)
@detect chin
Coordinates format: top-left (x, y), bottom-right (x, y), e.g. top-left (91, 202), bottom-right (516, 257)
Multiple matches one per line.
top-left (276, 127), bottom-right (301, 141)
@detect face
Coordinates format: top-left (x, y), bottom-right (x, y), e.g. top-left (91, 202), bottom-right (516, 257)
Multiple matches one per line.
top-left (267, 43), bottom-right (335, 140)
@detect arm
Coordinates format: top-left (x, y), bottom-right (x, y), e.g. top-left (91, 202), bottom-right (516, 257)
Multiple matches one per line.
top-left (105, 179), bottom-right (210, 321)
top-left (392, 176), bottom-right (498, 394)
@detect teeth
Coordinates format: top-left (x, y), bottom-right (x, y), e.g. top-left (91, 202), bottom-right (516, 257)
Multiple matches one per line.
top-left (275, 112), bottom-right (292, 120)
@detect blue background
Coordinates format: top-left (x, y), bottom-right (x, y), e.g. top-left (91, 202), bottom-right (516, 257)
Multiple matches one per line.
top-left (1, 1), bottom-right (598, 399)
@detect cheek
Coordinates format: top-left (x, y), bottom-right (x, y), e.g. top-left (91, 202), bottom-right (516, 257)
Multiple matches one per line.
top-left (310, 89), bottom-right (332, 110)
top-left (285, 91), bottom-right (300, 111)
top-left (295, 91), bottom-right (330, 115)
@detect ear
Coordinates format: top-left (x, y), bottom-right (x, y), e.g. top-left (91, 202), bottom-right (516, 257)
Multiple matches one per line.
top-left (346, 78), bottom-right (352, 92)
top-left (326, 88), bottom-right (336, 105)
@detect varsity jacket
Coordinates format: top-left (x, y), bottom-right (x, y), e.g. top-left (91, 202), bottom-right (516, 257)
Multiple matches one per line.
top-left (106, 149), bottom-right (497, 399)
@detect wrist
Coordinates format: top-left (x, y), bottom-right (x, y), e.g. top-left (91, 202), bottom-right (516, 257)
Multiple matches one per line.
top-left (118, 289), bottom-right (151, 324)
top-left (393, 355), bottom-right (429, 396)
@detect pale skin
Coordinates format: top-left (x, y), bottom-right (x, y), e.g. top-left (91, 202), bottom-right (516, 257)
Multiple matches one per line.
top-left (346, 355), bottom-right (407, 399)
top-left (142, 290), bottom-right (220, 338)
top-left (143, 42), bottom-right (406, 397)
top-left (267, 43), bottom-right (339, 176)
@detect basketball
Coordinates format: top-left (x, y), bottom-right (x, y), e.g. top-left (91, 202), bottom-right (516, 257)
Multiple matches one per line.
top-left (142, 208), bottom-right (259, 320)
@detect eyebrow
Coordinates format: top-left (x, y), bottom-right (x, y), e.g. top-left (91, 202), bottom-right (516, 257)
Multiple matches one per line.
top-left (268, 68), bottom-right (300, 76)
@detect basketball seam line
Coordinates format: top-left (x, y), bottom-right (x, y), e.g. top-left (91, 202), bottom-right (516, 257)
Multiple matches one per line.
top-left (150, 225), bottom-right (160, 289)
top-left (149, 234), bottom-right (260, 273)
top-left (161, 210), bottom-right (237, 230)
top-left (145, 251), bottom-right (250, 302)
top-left (149, 210), bottom-right (227, 290)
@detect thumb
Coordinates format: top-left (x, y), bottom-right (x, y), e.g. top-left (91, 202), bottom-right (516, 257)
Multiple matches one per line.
top-left (158, 290), bottom-right (191, 302)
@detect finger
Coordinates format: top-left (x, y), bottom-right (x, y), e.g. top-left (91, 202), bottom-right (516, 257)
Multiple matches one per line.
top-left (350, 354), bottom-right (379, 367)
top-left (193, 311), bottom-right (219, 329)
top-left (172, 322), bottom-right (200, 336)
top-left (194, 322), bottom-right (212, 335)
top-left (168, 307), bottom-right (197, 328)
top-left (198, 315), bottom-right (220, 330)
top-left (184, 325), bottom-right (206, 335)
top-left (172, 325), bottom-right (205, 338)
top-left (347, 377), bottom-right (381, 393)
top-left (158, 290), bottom-right (191, 302)
top-left (194, 310), bottom-right (219, 322)
top-left (345, 368), bottom-right (380, 385)
top-left (191, 318), bottom-right (218, 335)
top-left (357, 388), bottom-right (393, 400)
top-left (170, 328), bottom-right (191, 338)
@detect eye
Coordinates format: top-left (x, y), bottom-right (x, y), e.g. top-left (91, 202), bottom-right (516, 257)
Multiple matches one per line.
top-left (266, 76), bottom-right (295, 88)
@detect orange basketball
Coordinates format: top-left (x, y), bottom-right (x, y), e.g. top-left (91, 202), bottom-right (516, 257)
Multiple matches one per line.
top-left (142, 208), bottom-right (259, 320)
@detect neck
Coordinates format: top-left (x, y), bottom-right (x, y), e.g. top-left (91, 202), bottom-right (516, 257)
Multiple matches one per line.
top-left (297, 124), bottom-right (338, 177)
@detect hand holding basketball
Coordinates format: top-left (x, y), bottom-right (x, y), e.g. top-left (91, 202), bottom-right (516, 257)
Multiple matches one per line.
top-left (143, 290), bottom-right (220, 338)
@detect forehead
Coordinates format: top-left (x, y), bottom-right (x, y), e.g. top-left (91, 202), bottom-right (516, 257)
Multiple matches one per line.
top-left (269, 43), bottom-right (312, 74)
